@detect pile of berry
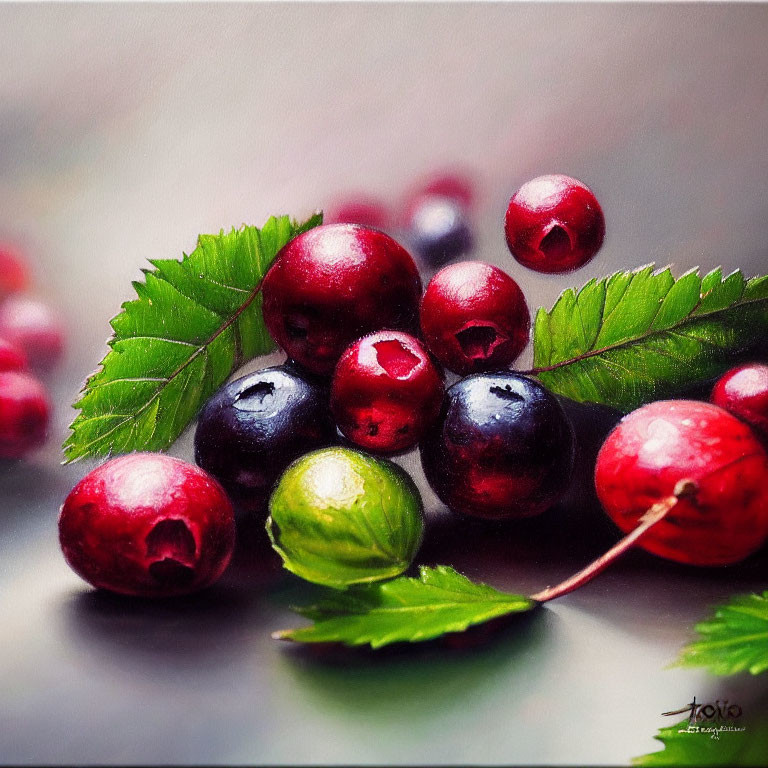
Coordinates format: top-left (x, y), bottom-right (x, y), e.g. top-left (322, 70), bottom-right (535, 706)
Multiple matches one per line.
top-left (0, 242), bottom-right (64, 460)
top-left (58, 175), bottom-right (768, 605)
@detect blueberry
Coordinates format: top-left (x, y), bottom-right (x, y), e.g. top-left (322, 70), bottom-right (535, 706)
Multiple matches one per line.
top-left (406, 195), bottom-right (474, 267)
top-left (420, 373), bottom-right (575, 519)
top-left (194, 365), bottom-right (336, 511)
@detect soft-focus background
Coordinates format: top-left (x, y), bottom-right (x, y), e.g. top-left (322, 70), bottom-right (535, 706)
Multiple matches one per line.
top-left (1, 3), bottom-right (768, 765)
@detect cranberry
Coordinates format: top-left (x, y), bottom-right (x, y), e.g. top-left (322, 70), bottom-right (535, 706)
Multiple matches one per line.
top-left (504, 174), bottom-right (605, 273)
top-left (0, 370), bottom-right (50, 459)
top-left (0, 243), bottom-right (30, 299)
top-left (59, 453), bottom-right (236, 597)
top-left (331, 331), bottom-right (444, 454)
top-left (194, 365), bottom-right (336, 510)
top-left (420, 261), bottom-right (530, 376)
top-left (420, 373), bottom-right (575, 519)
top-left (404, 171), bottom-right (476, 217)
top-left (326, 196), bottom-right (390, 230)
top-left (0, 295), bottom-right (64, 373)
top-left (0, 337), bottom-right (27, 372)
top-left (262, 224), bottom-right (421, 376)
top-left (405, 195), bottom-right (474, 267)
top-left (711, 363), bottom-right (768, 437)
top-left (594, 400), bottom-right (768, 566)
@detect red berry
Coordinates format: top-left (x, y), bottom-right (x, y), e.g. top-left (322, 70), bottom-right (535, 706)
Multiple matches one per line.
top-left (262, 224), bottom-right (421, 376)
top-left (0, 296), bottom-right (64, 373)
top-left (0, 244), bottom-right (31, 298)
top-left (420, 261), bottom-right (530, 376)
top-left (595, 400), bottom-right (768, 566)
top-left (0, 370), bottom-right (50, 459)
top-left (504, 174), bottom-right (605, 273)
top-left (326, 197), bottom-right (390, 230)
top-left (59, 453), bottom-right (236, 597)
top-left (0, 337), bottom-right (27, 372)
top-left (404, 171), bottom-right (475, 218)
top-left (711, 363), bottom-right (768, 437)
top-left (331, 331), bottom-right (444, 453)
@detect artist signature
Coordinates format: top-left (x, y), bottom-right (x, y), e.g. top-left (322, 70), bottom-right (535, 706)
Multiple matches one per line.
top-left (662, 696), bottom-right (746, 740)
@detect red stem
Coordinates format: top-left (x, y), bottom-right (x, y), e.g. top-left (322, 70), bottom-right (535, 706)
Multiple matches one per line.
top-left (530, 479), bottom-right (698, 603)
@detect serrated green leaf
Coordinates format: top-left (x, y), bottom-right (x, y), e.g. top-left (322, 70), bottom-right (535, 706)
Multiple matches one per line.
top-left (676, 591), bottom-right (768, 676)
top-left (64, 213), bottom-right (322, 461)
top-left (273, 565), bottom-right (535, 649)
top-left (634, 717), bottom-right (768, 766)
top-left (531, 265), bottom-right (768, 411)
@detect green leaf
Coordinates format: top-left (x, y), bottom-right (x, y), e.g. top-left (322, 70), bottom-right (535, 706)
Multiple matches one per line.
top-left (273, 565), bottom-right (535, 649)
top-left (531, 265), bottom-right (768, 411)
top-left (676, 591), bottom-right (768, 676)
top-left (634, 717), bottom-right (768, 766)
top-left (64, 213), bottom-right (322, 461)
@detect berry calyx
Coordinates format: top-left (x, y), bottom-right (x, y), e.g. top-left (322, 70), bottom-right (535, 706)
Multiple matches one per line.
top-left (0, 370), bottom-right (50, 459)
top-left (711, 363), bottom-right (768, 437)
top-left (420, 261), bottom-right (530, 376)
top-left (262, 224), bottom-right (421, 376)
top-left (420, 373), bottom-right (575, 519)
top-left (595, 400), bottom-right (768, 566)
top-left (194, 365), bottom-right (336, 510)
top-left (59, 453), bottom-right (236, 597)
top-left (504, 174), bottom-right (605, 273)
top-left (331, 331), bottom-right (444, 453)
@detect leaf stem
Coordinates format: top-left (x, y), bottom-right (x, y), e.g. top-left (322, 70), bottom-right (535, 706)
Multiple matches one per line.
top-left (530, 479), bottom-right (698, 603)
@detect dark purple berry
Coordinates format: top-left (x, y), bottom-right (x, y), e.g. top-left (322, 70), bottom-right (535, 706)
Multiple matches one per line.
top-left (194, 365), bottom-right (336, 511)
top-left (420, 373), bottom-right (575, 519)
top-left (406, 195), bottom-right (474, 267)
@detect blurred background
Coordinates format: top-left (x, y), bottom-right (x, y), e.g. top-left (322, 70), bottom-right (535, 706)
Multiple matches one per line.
top-left (1, 3), bottom-right (768, 765)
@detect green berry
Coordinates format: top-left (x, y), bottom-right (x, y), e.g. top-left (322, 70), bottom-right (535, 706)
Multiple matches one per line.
top-left (266, 447), bottom-right (424, 588)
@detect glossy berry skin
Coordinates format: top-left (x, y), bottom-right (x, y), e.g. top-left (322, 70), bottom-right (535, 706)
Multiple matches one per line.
top-left (59, 453), bottom-right (235, 597)
top-left (711, 363), bottom-right (768, 437)
top-left (0, 244), bottom-right (30, 298)
top-left (326, 196), bottom-right (390, 230)
top-left (195, 365), bottom-right (336, 509)
top-left (420, 373), bottom-right (575, 519)
top-left (0, 337), bottom-right (27, 372)
top-left (0, 370), bottom-right (50, 459)
top-left (505, 174), bottom-right (605, 273)
top-left (406, 195), bottom-right (474, 267)
top-left (595, 400), bottom-right (768, 566)
top-left (331, 331), bottom-right (444, 454)
top-left (262, 224), bottom-right (422, 376)
top-left (404, 171), bottom-right (476, 217)
top-left (420, 261), bottom-right (530, 376)
top-left (0, 296), bottom-right (64, 373)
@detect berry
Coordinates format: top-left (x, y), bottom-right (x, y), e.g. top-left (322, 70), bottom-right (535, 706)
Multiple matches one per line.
top-left (266, 447), bottom-right (423, 587)
top-left (711, 363), bottom-right (768, 437)
top-left (194, 365), bottom-right (336, 510)
top-left (0, 337), bottom-right (27, 372)
top-left (594, 400), bottom-right (768, 566)
top-left (0, 295), bottom-right (64, 373)
top-left (406, 195), bottom-right (474, 267)
top-left (326, 196), bottom-right (390, 230)
top-left (405, 171), bottom-right (476, 215)
top-left (331, 331), bottom-right (444, 454)
top-left (0, 370), bottom-right (50, 459)
top-left (59, 453), bottom-right (235, 597)
top-left (0, 244), bottom-right (30, 298)
top-left (262, 224), bottom-right (422, 376)
top-left (420, 373), bottom-right (575, 519)
top-left (420, 261), bottom-right (530, 376)
top-left (504, 174), bottom-right (605, 273)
